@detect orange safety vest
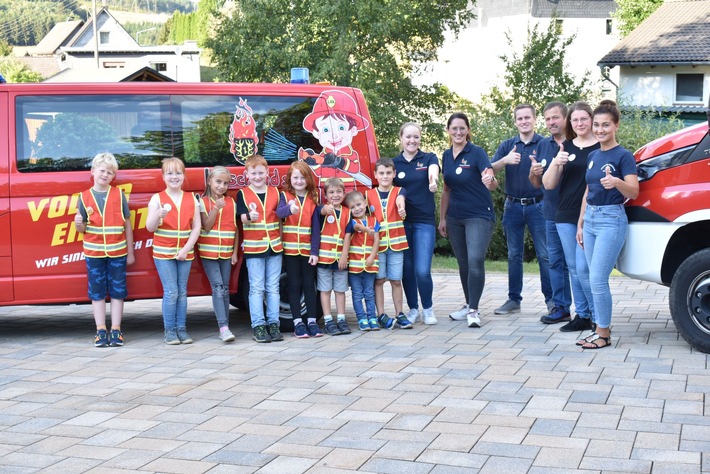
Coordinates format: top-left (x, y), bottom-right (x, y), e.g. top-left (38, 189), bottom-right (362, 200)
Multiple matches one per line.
top-left (366, 187), bottom-right (409, 252)
top-left (318, 206), bottom-right (351, 265)
top-left (152, 191), bottom-right (197, 260)
top-left (198, 195), bottom-right (237, 259)
top-left (281, 191), bottom-right (316, 257)
top-left (240, 186), bottom-right (283, 254)
top-left (348, 216), bottom-right (379, 274)
top-left (80, 187), bottom-right (128, 258)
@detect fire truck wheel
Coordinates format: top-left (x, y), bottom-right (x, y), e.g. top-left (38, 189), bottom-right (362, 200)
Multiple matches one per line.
top-left (669, 248), bottom-right (710, 353)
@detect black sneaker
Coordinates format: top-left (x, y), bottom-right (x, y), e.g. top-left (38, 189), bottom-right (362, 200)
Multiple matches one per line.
top-left (560, 315), bottom-right (594, 332)
top-left (307, 322), bottom-right (323, 337)
top-left (540, 306), bottom-right (572, 324)
top-left (323, 318), bottom-right (341, 335)
top-left (109, 329), bottom-right (124, 347)
top-left (268, 323), bottom-right (284, 341)
top-left (294, 322), bottom-right (310, 339)
top-left (337, 319), bottom-right (351, 334)
top-left (395, 312), bottom-right (413, 329)
top-left (94, 329), bottom-right (109, 347)
top-left (252, 325), bottom-right (272, 343)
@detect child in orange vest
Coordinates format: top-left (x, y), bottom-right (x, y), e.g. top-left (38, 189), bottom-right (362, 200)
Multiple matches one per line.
top-left (198, 166), bottom-right (238, 343)
top-left (277, 160), bottom-right (322, 338)
top-left (146, 157), bottom-right (202, 345)
top-left (366, 158), bottom-right (412, 329)
top-left (339, 191), bottom-right (380, 331)
top-left (312, 177), bottom-right (352, 335)
top-left (74, 152), bottom-right (135, 347)
top-left (237, 155), bottom-right (284, 343)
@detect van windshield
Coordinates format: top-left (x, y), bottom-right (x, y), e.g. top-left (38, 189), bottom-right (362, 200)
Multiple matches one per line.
top-left (16, 94), bottom-right (320, 172)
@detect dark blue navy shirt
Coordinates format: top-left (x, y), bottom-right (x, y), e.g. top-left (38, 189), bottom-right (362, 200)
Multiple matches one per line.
top-left (586, 145), bottom-right (637, 206)
top-left (393, 151), bottom-right (439, 226)
top-left (535, 136), bottom-right (560, 221)
top-left (557, 140), bottom-right (600, 223)
top-left (442, 142), bottom-right (495, 221)
top-left (492, 133), bottom-right (544, 199)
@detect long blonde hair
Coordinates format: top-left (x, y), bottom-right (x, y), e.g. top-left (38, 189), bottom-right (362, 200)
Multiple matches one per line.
top-left (203, 166), bottom-right (230, 200)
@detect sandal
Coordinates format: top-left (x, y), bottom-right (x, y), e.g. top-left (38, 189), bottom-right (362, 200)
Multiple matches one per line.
top-left (581, 333), bottom-right (611, 350)
top-left (575, 332), bottom-right (598, 346)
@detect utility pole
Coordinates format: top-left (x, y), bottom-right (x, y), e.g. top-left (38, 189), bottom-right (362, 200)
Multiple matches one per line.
top-left (92, 0), bottom-right (99, 69)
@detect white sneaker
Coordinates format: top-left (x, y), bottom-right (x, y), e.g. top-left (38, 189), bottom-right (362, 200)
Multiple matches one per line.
top-left (219, 328), bottom-right (236, 342)
top-left (449, 304), bottom-right (469, 321)
top-left (407, 308), bottom-right (420, 324)
top-left (423, 307), bottom-right (437, 325)
top-left (466, 309), bottom-right (481, 328)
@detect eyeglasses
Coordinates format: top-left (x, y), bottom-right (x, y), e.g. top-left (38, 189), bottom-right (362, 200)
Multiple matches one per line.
top-left (571, 117), bottom-right (590, 124)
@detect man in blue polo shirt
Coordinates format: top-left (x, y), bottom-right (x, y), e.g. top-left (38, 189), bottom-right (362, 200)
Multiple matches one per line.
top-left (491, 104), bottom-right (552, 315)
top-left (529, 102), bottom-right (572, 324)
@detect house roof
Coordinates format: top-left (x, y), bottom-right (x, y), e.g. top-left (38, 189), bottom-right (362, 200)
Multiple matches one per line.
top-left (531, 0), bottom-right (617, 18)
top-left (120, 66), bottom-right (175, 82)
top-left (33, 20), bottom-right (83, 56)
top-left (599, 0), bottom-right (710, 67)
top-left (15, 56), bottom-right (61, 79)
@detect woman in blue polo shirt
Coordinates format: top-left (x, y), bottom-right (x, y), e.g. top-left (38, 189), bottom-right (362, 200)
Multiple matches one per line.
top-left (393, 122), bottom-right (440, 325)
top-left (576, 100), bottom-right (638, 349)
top-left (438, 112), bottom-right (498, 329)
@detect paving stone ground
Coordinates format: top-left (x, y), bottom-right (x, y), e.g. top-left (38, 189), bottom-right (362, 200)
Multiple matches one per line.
top-left (0, 273), bottom-right (708, 473)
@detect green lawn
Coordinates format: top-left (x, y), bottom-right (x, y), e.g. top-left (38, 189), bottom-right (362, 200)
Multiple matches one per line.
top-left (433, 255), bottom-right (622, 276)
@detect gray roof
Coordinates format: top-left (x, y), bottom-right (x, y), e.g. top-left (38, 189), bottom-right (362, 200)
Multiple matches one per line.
top-left (33, 20), bottom-right (83, 55)
top-left (599, 0), bottom-right (710, 67)
top-left (531, 0), bottom-right (617, 18)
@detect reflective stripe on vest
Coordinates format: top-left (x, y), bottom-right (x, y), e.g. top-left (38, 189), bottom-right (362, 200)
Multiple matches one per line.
top-left (318, 207), bottom-right (351, 265)
top-left (80, 187), bottom-right (128, 258)
top-left (152, 191), bottom-right (196, 260)
top-left (366, 187), bottom-right (409, 252)
top-left (241, 186), bottom-right (283, 254)
top-left (281, 191), bottom-right (316, 256)
top-left (198, 196), bottom-right (237, 259)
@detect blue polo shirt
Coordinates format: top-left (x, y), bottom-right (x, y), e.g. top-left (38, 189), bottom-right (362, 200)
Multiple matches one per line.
top-left (442, 142), bottom-right (495, 221)
top-left (492, 133), bottom-right (544, 199)
top-left (393, 150), bottom-right (439, 226)
top-left (586, 145), bottom-right (637, 206)
top-left (535, 136), bottom-right (560, 221)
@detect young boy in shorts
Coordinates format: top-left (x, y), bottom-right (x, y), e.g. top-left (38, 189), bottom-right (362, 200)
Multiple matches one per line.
top-left (74, 152), bottom-right (135, 347)
top-left (313, 177), bottom-right (352, 335)
top-left (365, 158), bottom-right (412, 329)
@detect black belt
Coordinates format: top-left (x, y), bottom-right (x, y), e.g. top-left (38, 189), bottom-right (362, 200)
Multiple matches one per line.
top-left (506, 195), bottom-right (543, 205)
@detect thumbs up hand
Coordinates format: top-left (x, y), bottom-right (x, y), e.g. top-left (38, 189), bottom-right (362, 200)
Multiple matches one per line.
top-left (506, 145), bottom-right (521, 165)
top-left (600, 164), bottom-right (616, 189)
top-left (428, 174), bottom-right (438, 193)
top-left (288, 199), bottom-right (299, 214)
top-left (530, 155), bottom-right (543, 176)
top-left (553, 143), bottom-right (569, 167)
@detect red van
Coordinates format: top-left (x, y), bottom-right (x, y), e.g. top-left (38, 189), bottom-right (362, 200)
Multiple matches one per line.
top-left (617, 102), bottom-right (710, 352)
top-left (0, 82), bottom-right (379, 328)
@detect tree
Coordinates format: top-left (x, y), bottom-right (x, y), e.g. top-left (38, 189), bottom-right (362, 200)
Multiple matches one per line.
top-left (0, 57), bottom-right (43, 83)
top-left (612, 0), bottom-right (664, 38)
top-left (206, 0), bottom-right (475, 156)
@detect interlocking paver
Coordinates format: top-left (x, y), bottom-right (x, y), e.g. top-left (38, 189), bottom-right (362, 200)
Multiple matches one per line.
top-left (0, 273), bottom-right (707, 472)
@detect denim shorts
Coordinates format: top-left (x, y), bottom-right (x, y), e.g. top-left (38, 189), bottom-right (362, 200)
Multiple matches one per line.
top-left (317, 267), bottom-right (349, 292)
top-left (377, 248), bottom-right (404, 281)
top-left (86, 256), bottom-right (128, 301)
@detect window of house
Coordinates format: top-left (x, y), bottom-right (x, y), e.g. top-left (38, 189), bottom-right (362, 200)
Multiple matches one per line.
top-left (103, 62), bottom-right (125, 69)
top-left (676, 74), bottom-right (704, 103)
top-left (554, 18), bottom-right (563, 32)
top-left (606, 19), bottom-right (613, 35)
top-left (150, 62), bottom-right (167, 72)
top-left (99, 31), bottom-right (110, 44)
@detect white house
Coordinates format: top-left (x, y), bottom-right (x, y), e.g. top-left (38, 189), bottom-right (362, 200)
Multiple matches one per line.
top-left (598, 0), bottom-right (710, 119)
top-left (26, 7), bottom-right (200, 83)
top-left (420, 0), bottom-right (619, 102)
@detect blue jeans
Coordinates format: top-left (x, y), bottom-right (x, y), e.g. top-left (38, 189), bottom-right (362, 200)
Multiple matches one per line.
top-left (349, 271), bottom-right (376, 321)
top-left (246, 254), bottom-right (282, 328)
top-left (583, 204), bottom-right (627, 329)
top-left (446, 216), bottom-right (494, 309)
top-left (546, 220), bottom-right (571, 311)
top-left (402, 222), bottom-right (436, 310)
top-left (556, 223), bottom-right (594, 320)
top-left (153, 258), bottom-right (192, 329)
top-left (201, 257), bottom-right (232, 328)
top-left (502, 200), bottom-right (551, 303)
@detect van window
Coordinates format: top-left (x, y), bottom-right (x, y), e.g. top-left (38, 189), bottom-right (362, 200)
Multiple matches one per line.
top-left (16, 94), bottom-right (321, 172)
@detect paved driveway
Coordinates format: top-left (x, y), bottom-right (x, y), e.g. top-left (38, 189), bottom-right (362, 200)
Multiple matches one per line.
top-left (0, 273), bottom-right (708, 473)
